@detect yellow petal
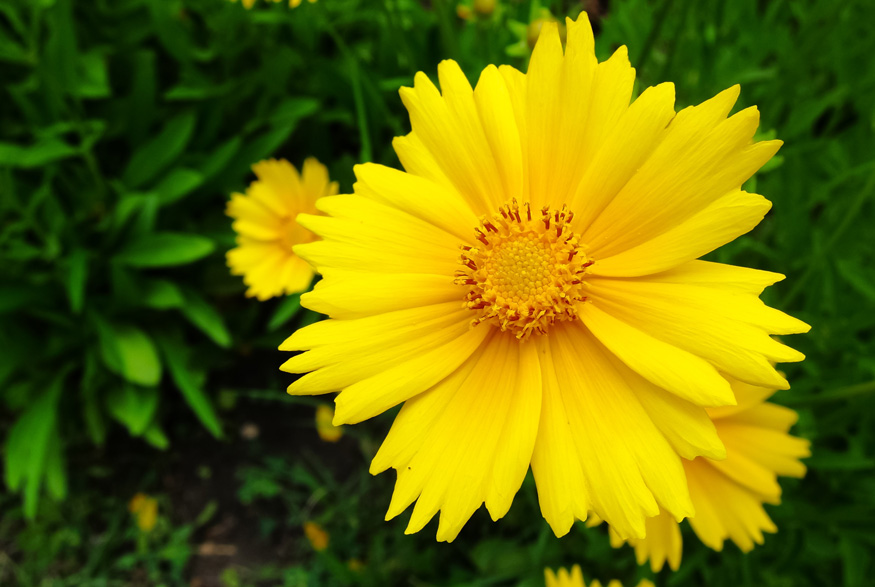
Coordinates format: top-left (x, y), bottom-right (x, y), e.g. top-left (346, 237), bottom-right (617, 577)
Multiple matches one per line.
top-left (622, 509), bottom-right (683, 572)
top-left (530, 334), bottom-right (590, 537)
top-left (353, 163), bottom-right (478, 243)
top-left (474, 65), bottom-right (524, 204)
top-left (579, 302), bottom-right (734, 406)
top-left (399, 65), bottom-right (503, 215)
top-left (569, 82), bottom-right (675, 233)
top-left (281, 302), bottom-right (470, 394)
top-left (585, 85), bottom-right (782, 258)
top-left (630, 260), bottom-right (785, 295)
top-left (375, 332), bottom-right (542, 542)
top-left (393, 132), bottom-right (455, 191)
top-left (591, 190), bottom-right (773, 277)
top-left (685, 458), bottom-right (777, 552)
top-left (302, 269), bottom-right (461, 319)
top-left (333, 323), bottom-right (490, 424)
top-left (534, 322), bottom-right (692, 540)
top-left (295, 195), bottom-right (460, 276)
top-left (586, 276), bottom-right (807, 388)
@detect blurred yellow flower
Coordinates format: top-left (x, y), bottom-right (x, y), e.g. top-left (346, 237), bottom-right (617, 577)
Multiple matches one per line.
top-left (602, 378), bottom-right (810, 571)
top-left (281, 13), bottom-right (807, 542)
top-left (315, 404), bottom-right (343, 442)
top-left (230, 0), bottom-right (316, 9)
top-left (545, 565), bottom-right (653, 587)
top-left (303, 521), bottom-right (329, 551)
top-left (227, 158), bottom-right (338, 301)
top-left (348, 558), bottom-right (365, 572)
top-left (128, 493), bottom-right (158, 533)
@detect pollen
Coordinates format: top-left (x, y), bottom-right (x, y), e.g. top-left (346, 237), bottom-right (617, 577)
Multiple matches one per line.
top-left (455, 200), bottom-right (592, 340)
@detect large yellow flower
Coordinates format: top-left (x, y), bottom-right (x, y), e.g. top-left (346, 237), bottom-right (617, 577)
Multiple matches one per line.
top-left (227, 158), bottom-right (337, 301)
top-left (280, 13), bottom-right (809, 542)
top-left (604, 377), bottom-right (810, 571)
top-left (545, 565), bottom-right (653, 587)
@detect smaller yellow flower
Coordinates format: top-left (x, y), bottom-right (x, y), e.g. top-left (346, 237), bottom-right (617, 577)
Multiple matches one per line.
top-left (303, 521), bottom-right (330, 551)
top-left (315, 404), bottom-right (343, 442)
top-left (545, 566), bottom-right (653, 587)
top-left (128, 493), bottom-right (158, 533)
top-left (600, 377), bottom-right (810, 571)
top-left (227, 158), bottom-right (338, 301)
top-left (230, 0), bottom-right (316, 9)
top-left (347, 558), bottom-right (365, 572)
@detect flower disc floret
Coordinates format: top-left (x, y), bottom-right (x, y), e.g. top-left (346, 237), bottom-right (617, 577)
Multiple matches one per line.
top-left (456, 201), bottom-right (591, 339)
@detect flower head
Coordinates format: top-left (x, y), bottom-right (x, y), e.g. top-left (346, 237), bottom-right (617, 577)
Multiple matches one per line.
top-left (227, 158), bottom-right (337, 301)
top-left (545, 566), bottom-right (653, 587)
top-left (280, 13), bottom-right (808, 542)
top-left (303, 521), bottom-right (330, 551)
top-left (605, 377), bottom-right (810, 571)
top-left (128, 493), bottom-right (158, 533)
top-left (315, 404), bottom-right (343, 442)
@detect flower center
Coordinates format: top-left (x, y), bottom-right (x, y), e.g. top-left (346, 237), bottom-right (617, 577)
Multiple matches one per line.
top-left (279, 215), bottom-right (312, 253)
top-left (455, 200), bottom-right (592, 340)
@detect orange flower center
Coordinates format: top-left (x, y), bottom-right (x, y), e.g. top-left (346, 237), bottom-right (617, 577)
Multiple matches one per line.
top-left (455, 200), bottom-right (592, 340)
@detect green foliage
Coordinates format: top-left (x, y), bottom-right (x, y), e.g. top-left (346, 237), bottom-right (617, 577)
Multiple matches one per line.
top-left (1, 0), bottom-right (874, 585)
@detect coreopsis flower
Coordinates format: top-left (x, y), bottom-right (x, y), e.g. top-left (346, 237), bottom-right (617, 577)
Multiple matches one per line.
top-left (603, 377), bottom-right (810, 571)
top-left (227, 158), bottom-right (337, 301)
top-left (545, 566), bottom-right (654, 587)
top-left (303, 521), bottom-right (330, 551)
top-left (280, 13), bottom-right (808, 542)
top-left (128, 493), bottom-right (158, 533)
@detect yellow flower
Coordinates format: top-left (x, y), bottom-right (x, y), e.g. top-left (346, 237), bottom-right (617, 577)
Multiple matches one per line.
top-left (280, 13), bottom-right (808, 542)
top-left (545, 566), bottom-right (653, 587)
top-left (303, 521), bottom-right (330, 551)
top-left (315, 404), bottom-right (343, 442)
top-left (227, 158), bottom-right (338, 301)
top-left (230, 0), bottom-right (316, 9)
top-left (128, 493), bottom-right (158, 533)
top-left (605, 378), bottom-right (810, 571)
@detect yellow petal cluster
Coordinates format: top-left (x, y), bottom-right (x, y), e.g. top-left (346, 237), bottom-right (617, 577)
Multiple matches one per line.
top-left (128, 492), bottom-right (158, 533)
top-left (545, 566), bottom-right (653, 587)
top-left (605, 378), bottom-right (810, 571)
top-left (280, 13), bottom-right (808, 542)
top-left (227, 158), bottom-right (337, 301)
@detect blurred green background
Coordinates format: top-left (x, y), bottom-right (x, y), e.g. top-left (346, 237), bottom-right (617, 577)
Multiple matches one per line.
top-left (1, 0), bottom-right (874, 585)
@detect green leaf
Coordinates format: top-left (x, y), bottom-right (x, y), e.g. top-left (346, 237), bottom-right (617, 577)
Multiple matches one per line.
top-left (270, 97), bottom-right (319, 126)
top-left (122, 112), bottom-right (196, 189)
top-left (154, 167), bottom-right (204, 205)
top-left (156, 334), bottom-right (223, 439)
top-left (74, 51), bottom-right (110, 98)
top-left (95, 319), bottom-right (162, 387)
top-left (43, 429), bottom-right (67, 501)
top-left (267, 293), bottom-right (302, 331)
top-left (114, 232), bottom-right (214, 268)
top-left (4, 372), bottom-right (65, 519)
top-left (180, 289), bottom-right (232, 348)
top-left (66, 248), bottom-right (88, 313)
top-left (200, 136), bottom-right (241, 181)
top-left (106, 385), bottom-right (159, 436)
top-left (143, 421), bottom-right (169, 451)
top-left (0, 137), bottom-right (78, 168)
top-left (142, 279), bottom-right (186, 309)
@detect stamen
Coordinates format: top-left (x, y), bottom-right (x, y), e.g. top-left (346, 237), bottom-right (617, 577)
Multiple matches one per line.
top-left (456, 201), bottom-right (592, 341)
